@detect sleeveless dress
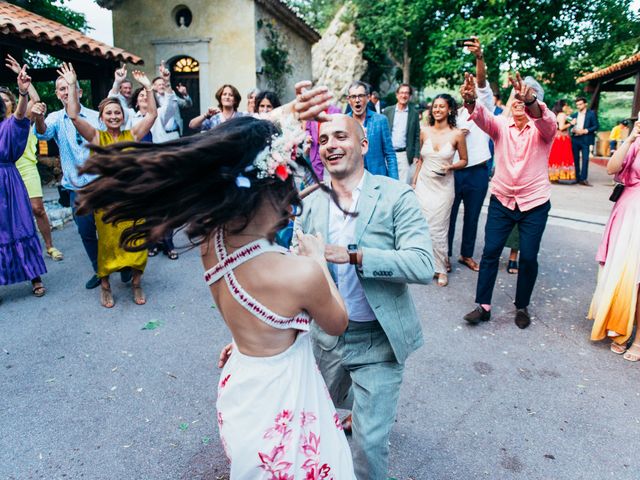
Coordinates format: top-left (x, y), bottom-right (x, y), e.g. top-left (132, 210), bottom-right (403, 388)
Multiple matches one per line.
top-left (95, 130), bottom-right (148, 277)
top-left (415, 138), bottom-right (456, 274)
top-left (0, 116), bottom-right (46, 285)
top-left (15, 131), bottom-right (43, 198)
top-left (204, 230), bottom-right (355, 479)
top-left (588, 138), bottom-right (640, 345)
top-left (548, 114), bottom-right (576, 184)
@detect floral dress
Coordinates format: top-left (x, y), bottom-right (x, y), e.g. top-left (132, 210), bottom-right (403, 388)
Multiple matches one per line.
top-left (204, 230), bottom-right (355, 479)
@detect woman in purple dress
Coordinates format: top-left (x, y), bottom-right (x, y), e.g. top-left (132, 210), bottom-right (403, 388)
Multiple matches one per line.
top-left (0, 65), bottom-right (47, 299)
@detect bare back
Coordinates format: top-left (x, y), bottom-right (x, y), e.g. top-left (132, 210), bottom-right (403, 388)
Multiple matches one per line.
top-left (201, 231), bottom-right (325, 357)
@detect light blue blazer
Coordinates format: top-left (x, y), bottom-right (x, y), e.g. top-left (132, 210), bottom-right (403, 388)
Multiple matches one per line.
top-left (294, 171), bottom-right (434, 364)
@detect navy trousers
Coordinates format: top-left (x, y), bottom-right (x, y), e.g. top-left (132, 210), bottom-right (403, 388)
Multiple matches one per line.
top-left (69, 190), bottom-right (98, 272)
top-left (571, 137), bottom-right (591, 182)
top-left (448, 162), bottom-right (490, 258)
top-left (475, 196), bottom-right (550, 309)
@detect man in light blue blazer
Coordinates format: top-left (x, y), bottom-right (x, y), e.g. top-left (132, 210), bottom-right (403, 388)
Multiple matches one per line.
top-left (294, 114), bottom-right (434, 479)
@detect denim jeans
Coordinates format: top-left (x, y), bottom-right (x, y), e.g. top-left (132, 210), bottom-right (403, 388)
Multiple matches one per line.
top-left (476, 196), bottom-right (550, 309)
top-left (69, 190), bottom-right (98, 272)
top-left (448, 162), bottom-right (490, 258)
top-left (312, 320), bottom-right (404, 480)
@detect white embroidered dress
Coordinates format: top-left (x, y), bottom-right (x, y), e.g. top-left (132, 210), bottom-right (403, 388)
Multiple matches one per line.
top-left (204, 230), bottom-right (355, 479)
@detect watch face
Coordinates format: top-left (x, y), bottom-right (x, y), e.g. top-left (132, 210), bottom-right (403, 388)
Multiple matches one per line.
top-left (347, 244), bottom-right (357, 253)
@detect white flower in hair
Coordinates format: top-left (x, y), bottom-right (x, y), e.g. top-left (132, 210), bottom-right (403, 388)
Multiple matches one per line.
top-left (248, 114), bottom-right (307, 181)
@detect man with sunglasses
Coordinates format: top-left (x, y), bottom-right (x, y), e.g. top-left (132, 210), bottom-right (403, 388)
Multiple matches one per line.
top-left (34, 76), bottom-right (104, 289)
top-left (346, 81), bottom-right (398, 179)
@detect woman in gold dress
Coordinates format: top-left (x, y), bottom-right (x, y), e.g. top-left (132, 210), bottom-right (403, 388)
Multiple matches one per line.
top-left (58, 63), bottom-right (157, 308)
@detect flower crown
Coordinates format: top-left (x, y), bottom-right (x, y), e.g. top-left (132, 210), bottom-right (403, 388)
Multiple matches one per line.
top-left (236, 114), bottom-right (306, 187)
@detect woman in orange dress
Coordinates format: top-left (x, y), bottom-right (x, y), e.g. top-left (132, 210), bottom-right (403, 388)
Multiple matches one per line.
top-left (548, 100), bottom-right (576, 184)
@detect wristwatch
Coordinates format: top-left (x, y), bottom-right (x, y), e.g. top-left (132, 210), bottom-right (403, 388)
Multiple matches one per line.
top-left (348, 244), bottom-right (358, 265)
top-left (524, 94), bottom-right (537, 106)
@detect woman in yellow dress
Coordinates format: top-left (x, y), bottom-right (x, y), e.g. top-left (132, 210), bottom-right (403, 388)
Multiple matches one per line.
top-left (58, 62), bottom-right (157, 308)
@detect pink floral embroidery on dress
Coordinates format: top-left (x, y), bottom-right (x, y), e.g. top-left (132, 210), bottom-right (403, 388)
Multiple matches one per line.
top-left (258, 408), bottom-right (335, 480)
top-left (333, 413), bottom-right (343, 431)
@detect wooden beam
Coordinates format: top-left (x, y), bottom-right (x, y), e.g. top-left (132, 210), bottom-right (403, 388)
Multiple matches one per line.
top-left (632, 73), bottom-right (640, 119)
top-left (0, 64), bottom-right (111, 84)
top-left (589, 80), bottom-right (602, 112)
top-left (599, 83), bottom-right (636, 92)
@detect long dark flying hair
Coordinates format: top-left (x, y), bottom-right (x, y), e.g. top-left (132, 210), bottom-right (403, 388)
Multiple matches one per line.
top-left (429, 93), bottom-right (458, 128)
top-left (76, 116), bottom-right (336, 251)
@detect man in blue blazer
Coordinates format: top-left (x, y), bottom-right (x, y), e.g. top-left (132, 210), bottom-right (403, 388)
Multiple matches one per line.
top-left (294, 114), bottom-right (433, 479)
top-left (570, 97), bottom-right (599, 185)
top-left (346, 81), bottom-right (399, 179)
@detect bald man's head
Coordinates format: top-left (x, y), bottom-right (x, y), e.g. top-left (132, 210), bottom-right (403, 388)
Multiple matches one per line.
top-left (318, 114), bottom-right (367, 181)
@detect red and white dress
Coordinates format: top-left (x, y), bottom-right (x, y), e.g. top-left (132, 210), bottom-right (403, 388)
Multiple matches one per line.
top-left (204, 230), bottom-right (355, 479)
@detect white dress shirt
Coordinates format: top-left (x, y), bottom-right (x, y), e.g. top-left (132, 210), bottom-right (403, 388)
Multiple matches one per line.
top-left (328, 176), bottom-right (376, 322)
top-left (391, 105), bottom-right (409, 150)
top-left (455, 84), bottom-right (495, 167)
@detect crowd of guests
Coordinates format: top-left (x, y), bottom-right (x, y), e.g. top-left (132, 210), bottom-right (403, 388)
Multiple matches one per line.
top-left (1, 36), bottom-right (639, 477)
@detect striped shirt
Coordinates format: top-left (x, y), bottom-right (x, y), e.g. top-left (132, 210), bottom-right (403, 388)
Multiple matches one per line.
top-left (35, 105), bottom-right (100, 191)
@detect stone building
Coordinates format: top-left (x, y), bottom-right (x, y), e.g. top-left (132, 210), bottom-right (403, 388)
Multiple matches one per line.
top-left (100, 0), bottom-right (319, 131)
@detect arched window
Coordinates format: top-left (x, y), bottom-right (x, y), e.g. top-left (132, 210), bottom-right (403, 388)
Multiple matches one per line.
top-left (173, 57), bottom-right (199, 73)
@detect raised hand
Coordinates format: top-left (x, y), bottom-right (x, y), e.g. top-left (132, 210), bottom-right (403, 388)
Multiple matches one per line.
top-left (16, 65), bottom-right (32, 94)
top-left (30, 102), bottom-right (47, 118)
top-left (508, 72), bottom-right (535, 104)
top-left (132, 70), bottom-right (152, 89)
top-left (4, 54), bottom-right (22, 74)
top-left (56, 62), bottom-right (77, 86)
top-left (464, 36), bottom-right (483, 59)
top-left (114, 64), bottom-right (127, 83)
top-left (176, 83), bottom-right (188, 96)
top-left (459, 72), bottom-right (477, 103)
top-left (292, 81), bottom-right (334, 122)
top-left (159, 60), bottom-right (170, 81)
top-left (630, 120), bottom-right (640, 141)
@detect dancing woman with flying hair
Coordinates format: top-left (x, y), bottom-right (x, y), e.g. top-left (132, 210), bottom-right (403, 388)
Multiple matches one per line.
top-left (76, 83), bottom-right (357, 478)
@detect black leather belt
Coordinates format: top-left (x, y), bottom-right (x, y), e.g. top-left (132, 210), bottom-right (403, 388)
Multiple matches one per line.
top-left (394, 148), bottom-right (406, 152)
top-left (165, 128), bottom-right (179, 134)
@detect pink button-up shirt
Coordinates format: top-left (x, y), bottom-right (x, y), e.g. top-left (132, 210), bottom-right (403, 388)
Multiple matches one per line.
top-left (470, 102), bottom-right (557, 211)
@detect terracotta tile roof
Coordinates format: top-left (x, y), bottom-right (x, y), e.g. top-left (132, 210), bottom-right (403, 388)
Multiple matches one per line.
top-left (0, 2), bottom-right (143, 65)
top-left (255, 0), bottom-right (321, 43)
top-left (577, 52), bottom-right (640, 83)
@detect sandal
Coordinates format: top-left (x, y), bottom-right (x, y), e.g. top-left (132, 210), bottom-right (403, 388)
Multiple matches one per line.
top-left (31, 281), bottom-right (46, 297)
top-left (148, 246), bottom-right (159, 257)
top-left (165, 249), bottom-right (179, 260)
top-left (507, 260), bottom-right (519, 274)
top-left (100, 286), bottom-right (114, 308)
top-left (437, 273), bottom-right (449, 287)
top-left (458, 256), bottom-right (480, 272)
top-left (132, 284), bottom-right (146, 305)
top-left (623, 344), bottom-right (640, 362)
top-left (46, 247), bottom-right (64, 261)
top-left (445, 257), bottom-right (452, 273)
top-left (611, 341), bottom-right (628, 355)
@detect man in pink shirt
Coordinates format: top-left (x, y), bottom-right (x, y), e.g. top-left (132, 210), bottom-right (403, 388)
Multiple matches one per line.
top-left (460, 72), bottom-right (556, 329)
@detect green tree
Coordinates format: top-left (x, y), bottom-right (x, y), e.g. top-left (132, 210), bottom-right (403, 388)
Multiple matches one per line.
top-left (284, 0), bottom-right (343, 32)
top-left (7, 0), bottom-right (90, 32)
top-left (350, 0), bottom-right (640, 100)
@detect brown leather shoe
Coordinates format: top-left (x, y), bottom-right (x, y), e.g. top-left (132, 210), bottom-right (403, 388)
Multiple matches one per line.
top-left (464, 306), bottom-right (491, 325)
top-left (458, 256), bottom-right (480, 272)
top-left (515, 308), bottom-right (531, 329)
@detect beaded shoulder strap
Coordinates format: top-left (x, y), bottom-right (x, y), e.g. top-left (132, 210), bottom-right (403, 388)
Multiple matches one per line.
top-left (203, 230), bottom-right (311, 331)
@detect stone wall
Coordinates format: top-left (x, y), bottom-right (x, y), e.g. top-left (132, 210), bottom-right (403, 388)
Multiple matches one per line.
top-left (111, 0), bottom-right (257, 112)
top-left (254, 3), bottom-right (313, 103)
top-left (312, 3), bottom-right (367, 102)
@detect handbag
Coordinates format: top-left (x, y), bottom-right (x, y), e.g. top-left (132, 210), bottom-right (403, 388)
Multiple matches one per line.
top-left (609, 183), bottom-right (624, 202)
